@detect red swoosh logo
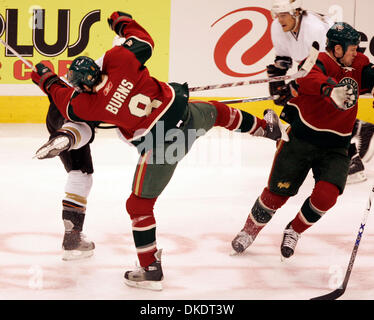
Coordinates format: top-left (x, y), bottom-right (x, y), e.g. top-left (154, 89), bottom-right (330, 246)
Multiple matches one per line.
top-left (212, 7), bottom-right (273, 77)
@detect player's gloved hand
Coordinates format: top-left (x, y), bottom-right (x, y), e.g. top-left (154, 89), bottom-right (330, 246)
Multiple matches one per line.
top-left (107, 11), bottom-right (133, 36)
top-left (271, 80), bottom-right (299, 106)
top-left (31, 63), bottom-right (59, 94)
top-left (322, 82), bottom-right (358, 111)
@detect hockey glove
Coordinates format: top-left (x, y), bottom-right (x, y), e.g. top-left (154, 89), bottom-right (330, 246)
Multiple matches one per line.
top-left (31, 63), bottom-right (60, 95)
top-left (271, 80), bottom-right (299, 106)
top-left (107, 11), bottom-right (133, 36)
top-left (322, 82), bottom-right (358, 111)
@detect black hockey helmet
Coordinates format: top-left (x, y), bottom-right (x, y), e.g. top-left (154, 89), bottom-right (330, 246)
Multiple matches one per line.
top-left (326, 22), bottom-right (361, 53)
top-left (67, 56), bottom-right (101, 91)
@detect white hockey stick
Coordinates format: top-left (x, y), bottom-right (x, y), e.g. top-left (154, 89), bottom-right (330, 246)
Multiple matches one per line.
top-left (311, 185), bottom-right (374, 300)
top-left (219, 95), bottom-right (277, 104)
top-left (189, 41), bottom-right (319, 92)
top-left (0, 38), bottom-right (36, 71)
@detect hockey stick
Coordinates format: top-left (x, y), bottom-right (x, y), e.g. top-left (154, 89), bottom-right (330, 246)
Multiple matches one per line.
top-left (310, 185), bottom-right (374, 300)
top-left (0, 38), bottom-right (36, 71)
top-left (189, 41), bottom-right (319, 92)
top-left (219, 95), bottom-right (277, 104)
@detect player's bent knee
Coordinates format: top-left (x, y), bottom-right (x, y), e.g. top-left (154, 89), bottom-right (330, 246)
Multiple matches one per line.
top-left (61, 121), bottom-right (93, 150)
top-left (310, 180), bottom-right (339, 212)
top-left (126, 192), bottom-right (157, 218)
top-left (260, 187), bottom-right (289, 210)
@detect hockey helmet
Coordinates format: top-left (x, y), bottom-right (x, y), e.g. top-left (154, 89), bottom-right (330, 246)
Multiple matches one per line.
top-left (68, 56), bottom-right (101, 91)
top-left (271, 0), bottom-right (303, 17)
top-left (326, 22), bottom-right (361, 53)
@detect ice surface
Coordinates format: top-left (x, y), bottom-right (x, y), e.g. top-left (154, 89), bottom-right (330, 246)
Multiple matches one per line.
top-left (0, 124), bottom-right (373, 300)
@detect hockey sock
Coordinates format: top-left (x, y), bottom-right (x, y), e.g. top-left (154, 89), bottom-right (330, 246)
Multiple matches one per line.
top-left (210, 100), bottom-right (266, 133)
top-left (62, 170), bottom-right (92, 232)
top-left (126, 193), bottom-right (158, 267)
top-left (62, 200), bottom-right (86, 232)
top-left (244, 187), bottom-right (288, 233)
top-left (291, 181), bottom-right (339, 233)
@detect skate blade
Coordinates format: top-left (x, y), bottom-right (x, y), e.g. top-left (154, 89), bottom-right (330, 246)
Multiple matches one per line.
top-left (34, 137), bottom-right (70, 159)
top-left (346, 172), bottom-right (367, 184)
top-left (62, 249), bottom-right (94, 261)
top-left (124, 278), bottom-right (163, 291)
top-left (229, 249), bottom-right (244, 256)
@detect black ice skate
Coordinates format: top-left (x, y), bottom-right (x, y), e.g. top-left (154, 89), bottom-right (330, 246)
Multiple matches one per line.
top-left (260, 109), bottom-right (289, 142)
top-left (356, 121), bottom-right (374, 162)
top-left (280, 222), bottom-right (300, 260)
top-left (62, 230), bottom-right (95, 261)
top-left (347, 154), bottom-right (367, 184)
top-left (34, 133), bottom-right (73, 159)
top-left (124, 249), bottom-right (164, 291)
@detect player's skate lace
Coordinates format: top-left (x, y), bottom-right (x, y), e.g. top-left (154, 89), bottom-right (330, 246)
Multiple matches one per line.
top-left (34, 135), bottom-right (71, 159)
top-left (124, 249), bottom-right (163, 291)
top-left (231, 231), bottom-right (254, 254)
top-left (347, 154), bottom-right (367, 184)
top-left (281, 222), bottom-right (300, 259)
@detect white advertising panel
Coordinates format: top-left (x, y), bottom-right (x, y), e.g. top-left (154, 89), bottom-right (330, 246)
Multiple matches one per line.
top-left (169, 0), bottom-right (356, 97)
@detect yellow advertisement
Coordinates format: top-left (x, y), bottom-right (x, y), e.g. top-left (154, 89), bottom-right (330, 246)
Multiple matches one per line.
top-left (0, 0), bottom-right (171, 83)
top-left (0, 0), bottom-right (171, 122)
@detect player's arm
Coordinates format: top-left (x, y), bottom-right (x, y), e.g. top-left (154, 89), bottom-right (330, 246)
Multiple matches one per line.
top-left (107, 11), bottom-right (154, 65)
top-left (298, 61), bottom-right (357, 111)
top-left (31, 63), bottom-right (76, 119)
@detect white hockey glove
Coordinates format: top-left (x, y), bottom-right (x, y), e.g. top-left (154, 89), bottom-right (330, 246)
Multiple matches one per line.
top-left (322, 82), bottom-right (358, 111)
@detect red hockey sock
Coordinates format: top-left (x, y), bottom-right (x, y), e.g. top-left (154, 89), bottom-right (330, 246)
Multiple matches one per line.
top-left (126, 193), bottom-right (158, 267)
top-left (291, 181), bottom-right (339, 233)
top-left (210, 100), bottom-right (243, 130)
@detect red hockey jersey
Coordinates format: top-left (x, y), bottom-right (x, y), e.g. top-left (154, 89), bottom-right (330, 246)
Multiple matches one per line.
top-left (48, 20), bottom-right (176, 142)
top-left (288, 51), bottom-right (370, 148)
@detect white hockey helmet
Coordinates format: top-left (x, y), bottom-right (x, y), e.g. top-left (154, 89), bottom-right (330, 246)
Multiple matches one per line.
top-left (271, 0), bottom-right (303, 17)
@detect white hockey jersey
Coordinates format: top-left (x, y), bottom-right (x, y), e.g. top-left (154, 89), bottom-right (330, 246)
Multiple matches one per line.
top-left (271, 11), bottom-right (334, 63)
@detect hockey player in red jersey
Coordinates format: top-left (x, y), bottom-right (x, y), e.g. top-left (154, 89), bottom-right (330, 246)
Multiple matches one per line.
top-left (231, 22), bottom-right (374, 259)
top-left (31, 11), bottom-right (288, 291)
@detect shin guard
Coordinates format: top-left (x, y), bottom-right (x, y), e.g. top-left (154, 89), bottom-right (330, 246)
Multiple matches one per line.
top-left (291, 181), bottom-right (339, 233)
top-left (126, 193), bottom-right (158, 267)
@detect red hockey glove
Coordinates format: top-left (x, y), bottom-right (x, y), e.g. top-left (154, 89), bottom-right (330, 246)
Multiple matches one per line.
top-left (31, 63), bottom-right (60, 94)
top-left (107, 11), bottom-right (133, 36)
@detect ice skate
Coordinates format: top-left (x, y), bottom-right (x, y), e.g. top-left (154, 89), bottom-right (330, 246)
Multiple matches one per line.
top-left (262, 109), bottom-right (289, 142)
top-left (34, 134), bottom-right (72, 159)
top-left (124, 249), bottom-right (164, 291)
top-left (62, 231), bottom-right (95, 261)
top-left (231, 216), bottom-right (264, 255)
top-left (231, 230), bottom-right (254, 255)
top-left (280, 222), bottom-right (300, 260)
top-left (346, 154), bottom-right (367, 184)
top-left (356, 120), bottom-right (374, 163)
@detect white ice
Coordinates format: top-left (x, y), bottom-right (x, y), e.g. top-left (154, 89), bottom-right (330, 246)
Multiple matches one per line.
top-left (0, 123), bottom-right (373, 300)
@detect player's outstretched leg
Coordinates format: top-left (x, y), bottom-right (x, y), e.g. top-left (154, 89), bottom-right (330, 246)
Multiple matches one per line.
top-left (209, 101), bottom-right (288, 142)
top-left (124, 249), bottom-right (164, 291)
